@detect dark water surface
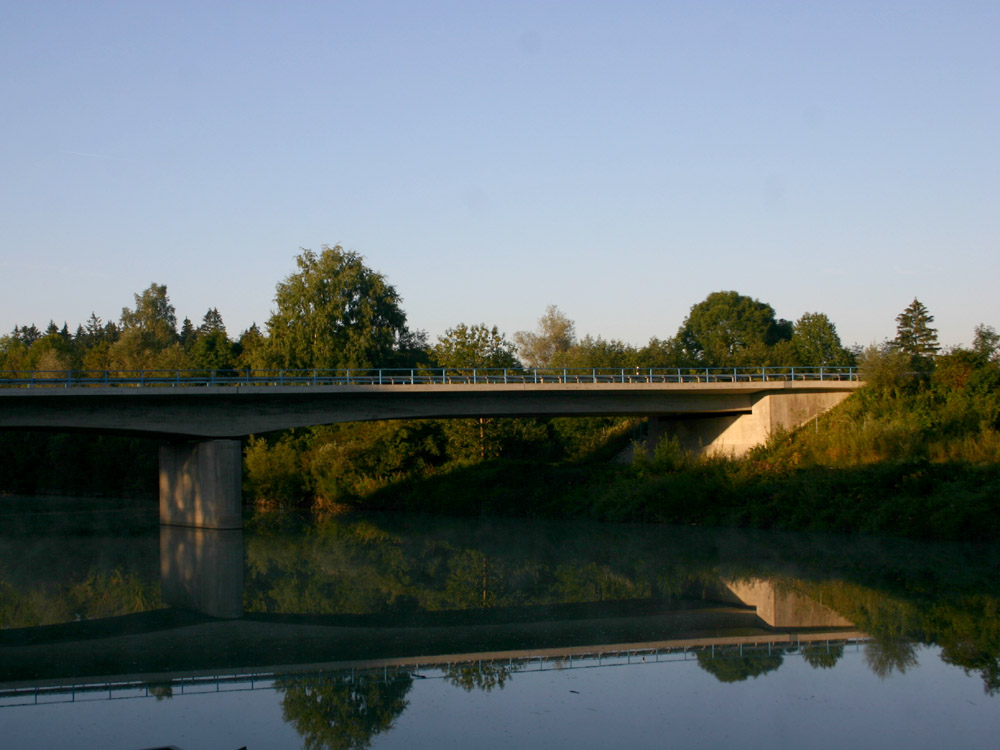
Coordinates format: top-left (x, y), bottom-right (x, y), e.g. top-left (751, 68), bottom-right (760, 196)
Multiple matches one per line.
top-left (1, 496), bottom-right (998, 749)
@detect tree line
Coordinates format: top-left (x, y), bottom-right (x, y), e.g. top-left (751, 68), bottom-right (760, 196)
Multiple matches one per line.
top-left (5, 244), bottom-right (991, 376)
top-left (0, 244), bottom-right (861, 375)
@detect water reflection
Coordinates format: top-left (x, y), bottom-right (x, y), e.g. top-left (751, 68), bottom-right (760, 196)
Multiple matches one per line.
top-left (1, 499), bottom-right (1000, 748)
top-left (160, 525), bottom-right (243, 619)
top-left (278, 671), bottom-right (412, 750)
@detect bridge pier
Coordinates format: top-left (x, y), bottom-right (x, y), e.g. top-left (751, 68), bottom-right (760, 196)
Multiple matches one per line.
top-left (159, 439), bottom-right (243, 530)
top-left (648, 390), bottom-right (852, 457)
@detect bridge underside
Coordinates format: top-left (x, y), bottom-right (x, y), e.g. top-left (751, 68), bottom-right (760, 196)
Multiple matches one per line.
top-left (0, 382), bottom-right (859, 438)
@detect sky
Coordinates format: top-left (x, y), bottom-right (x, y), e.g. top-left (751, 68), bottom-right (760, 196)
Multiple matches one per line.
top-left (2, 1), bottom-right (998, 351)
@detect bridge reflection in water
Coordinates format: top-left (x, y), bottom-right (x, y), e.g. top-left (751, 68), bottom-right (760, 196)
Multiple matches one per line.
top-left (0, 520), bottom-right (862, 700)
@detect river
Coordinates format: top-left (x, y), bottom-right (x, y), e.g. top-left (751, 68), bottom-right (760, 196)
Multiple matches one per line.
top-left (1, 496), bottom-right (998, 749)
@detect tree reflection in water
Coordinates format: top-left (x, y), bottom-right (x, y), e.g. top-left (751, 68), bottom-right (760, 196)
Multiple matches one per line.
top-left (695, 647), bottom-right (785, 683)
top-left (865, 638), bottom-right (919, 679)
top-left (277, 671), bottom-right (413, 750)
top-left (445, 659), bottom-right (522, 692)
top-left (801, 642), bottom-right (845, 670)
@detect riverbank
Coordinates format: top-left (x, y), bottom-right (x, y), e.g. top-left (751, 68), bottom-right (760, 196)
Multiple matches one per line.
top-left (359, 453), bottom-right (1000, 542)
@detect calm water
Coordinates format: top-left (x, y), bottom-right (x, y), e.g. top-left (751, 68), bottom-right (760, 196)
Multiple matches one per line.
top-left (1, 496), bottom-right (998, 749)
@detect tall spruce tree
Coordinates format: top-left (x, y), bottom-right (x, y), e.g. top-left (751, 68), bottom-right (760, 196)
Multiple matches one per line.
top-left (894, 298), bottom-right (939, 362)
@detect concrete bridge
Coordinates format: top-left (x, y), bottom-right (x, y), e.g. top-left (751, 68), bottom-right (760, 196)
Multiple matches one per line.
top-left (0, 367), bottom-right (861, 529)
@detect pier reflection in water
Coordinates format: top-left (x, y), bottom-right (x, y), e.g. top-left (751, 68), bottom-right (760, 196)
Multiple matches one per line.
top-left (1, 498), bottom-right (999, 748)
top-left (160, 525), bottom-right (243, 619)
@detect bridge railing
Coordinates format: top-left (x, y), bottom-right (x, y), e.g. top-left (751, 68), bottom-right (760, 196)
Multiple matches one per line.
top-left (0, 366), bottom-right (859, 388)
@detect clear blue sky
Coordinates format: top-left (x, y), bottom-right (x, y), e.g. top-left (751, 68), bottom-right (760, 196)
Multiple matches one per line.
top-left (2, 1), bottom-right (997, 350)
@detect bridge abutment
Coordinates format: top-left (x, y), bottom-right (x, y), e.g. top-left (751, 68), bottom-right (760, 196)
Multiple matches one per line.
top-left (159, 439), bottom-right (243, 530)
top-left (648, 390), bottom-right (852, 456)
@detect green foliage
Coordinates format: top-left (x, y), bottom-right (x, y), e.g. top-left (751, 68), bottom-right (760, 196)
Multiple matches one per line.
top-left (801, 643), bottom-right (844, 669)
top-left (266, 245), bottom-right (408, 370)
top-left (190, 328), bottom-right (235, 371)
top-left (695, 649), bottom-right (785, 683)
top-left (431, 323), bottom-right (518, 368)
top-left (244, 435), bottom-right (309, 506)
top-left (552, 334), bottom-right (640, 368)
top-left (858, 342), bottom-right (915, 395)
top-left (676, 291), bottom-right (792, 366)
top-left (278, 672), bottom-right (412, 750)
top-left (894, 297), bottom-right (939, 365)
top-left (972, 324), bottom-right (999, 362)
top-left (445, 660), bottom-right (521, 692)
top-left (513, 305), bottom-right (575, 368)
top-left (107, 283), bottom-right (186, 370)
top-left (792, 312), bottom-right (853, 366)
top-left (305, 421), bottom-right (445, 506)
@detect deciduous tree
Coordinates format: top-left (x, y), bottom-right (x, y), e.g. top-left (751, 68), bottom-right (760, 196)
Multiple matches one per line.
top-left (266, 246), bottom-right (408, 370)
top-left (676, 291), bottom-right (791, 366)
top-left (791, 312), bottom-right (852, 366)
top-left (513, 305), bottom-right (575, 368)
top-left (972, 324), bottom-right (999, 362)
top-left (432, 323), bottom-right (518, 369)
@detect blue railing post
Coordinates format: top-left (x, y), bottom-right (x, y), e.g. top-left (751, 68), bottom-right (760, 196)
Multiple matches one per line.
top-left (790, 367), bottom-right (795, 381)
top-left (410, 369), bottom-right (415, 385)
top-left (820, 367), bottom-right (824, 381)
top-left (279, 370), bottom-right (284, 386)
top-left (313, 370), bottom-right (318, 386)
top-left (347, 369), bottom-right (352, 385)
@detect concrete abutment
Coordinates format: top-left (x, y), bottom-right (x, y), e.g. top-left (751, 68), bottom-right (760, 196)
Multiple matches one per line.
top-left (647, 390), bottom-right (852, 457)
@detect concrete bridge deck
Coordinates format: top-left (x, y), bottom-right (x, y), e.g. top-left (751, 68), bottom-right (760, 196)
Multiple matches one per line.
top-left (0, 379), bottom-right (862, 438)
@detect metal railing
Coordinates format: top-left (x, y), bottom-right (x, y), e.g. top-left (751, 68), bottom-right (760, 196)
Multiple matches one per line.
top-left (0, 366), bottom-right (859, 389)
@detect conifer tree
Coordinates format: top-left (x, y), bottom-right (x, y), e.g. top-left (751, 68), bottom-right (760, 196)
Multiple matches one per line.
top-left (894, 298), bottom-right (939, 361)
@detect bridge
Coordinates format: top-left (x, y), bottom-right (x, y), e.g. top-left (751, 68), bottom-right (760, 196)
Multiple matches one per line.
top-left (0, 367), bottom-right (862, 528)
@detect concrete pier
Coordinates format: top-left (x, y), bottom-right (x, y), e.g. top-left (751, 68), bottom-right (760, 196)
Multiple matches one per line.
top-left (159, 439), bottom-right (243, 530)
